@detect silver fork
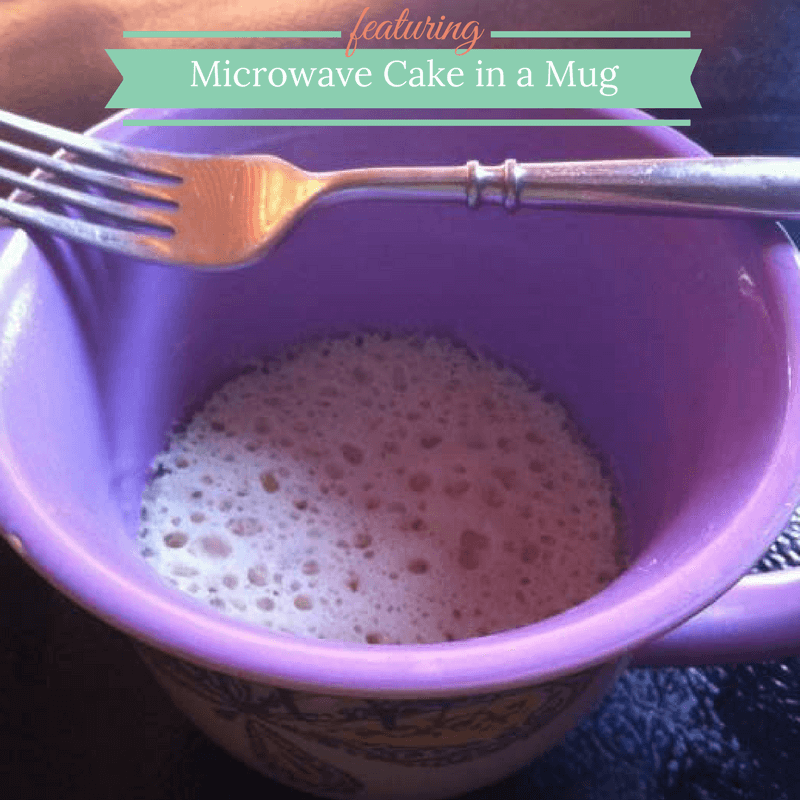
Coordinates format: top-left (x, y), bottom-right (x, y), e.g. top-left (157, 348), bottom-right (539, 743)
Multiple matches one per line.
top-left (3, 108), bottom-right (800, 270)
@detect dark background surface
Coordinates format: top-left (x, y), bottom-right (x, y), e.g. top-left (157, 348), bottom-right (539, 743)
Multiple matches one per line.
top-left (3, 3), bottom-right (800, 799)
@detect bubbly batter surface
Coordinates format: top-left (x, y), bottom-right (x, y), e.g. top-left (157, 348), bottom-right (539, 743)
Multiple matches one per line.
top-left (138, 334), bottom-right (626, 644)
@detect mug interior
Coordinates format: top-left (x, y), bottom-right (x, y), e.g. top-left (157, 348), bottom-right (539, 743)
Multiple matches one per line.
top-left (0, 109), bottom-right (797, 694)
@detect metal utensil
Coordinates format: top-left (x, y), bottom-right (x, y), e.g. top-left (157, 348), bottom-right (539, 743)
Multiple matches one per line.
top-left (2, 108), bottom-right (800, 270)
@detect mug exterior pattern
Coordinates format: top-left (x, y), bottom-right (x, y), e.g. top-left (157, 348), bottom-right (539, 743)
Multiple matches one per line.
top-left (140, 645), bottom-right (609, 798)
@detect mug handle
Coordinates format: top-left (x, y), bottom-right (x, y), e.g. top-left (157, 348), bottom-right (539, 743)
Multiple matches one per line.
top-left (632, 568), bottom-right (800, 666)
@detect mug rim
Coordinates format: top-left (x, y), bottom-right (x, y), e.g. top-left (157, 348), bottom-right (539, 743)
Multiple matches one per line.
top-left (3, 107), bottom-right (800, 697)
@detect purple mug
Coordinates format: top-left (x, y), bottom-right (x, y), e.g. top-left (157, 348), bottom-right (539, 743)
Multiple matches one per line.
top-left (1, 108), bottom-right (800, 799)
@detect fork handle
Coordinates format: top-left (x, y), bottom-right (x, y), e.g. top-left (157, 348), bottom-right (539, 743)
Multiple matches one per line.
top-left (326, 158), bottom-right (800, 221)
top-left (489, 157), bottom-right (800, 220)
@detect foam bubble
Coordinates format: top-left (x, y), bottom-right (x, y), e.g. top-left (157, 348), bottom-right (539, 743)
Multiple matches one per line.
top-left (163, 531), bottom-right (188, 549)
top-left (260, 472), bottom-right (280, 493)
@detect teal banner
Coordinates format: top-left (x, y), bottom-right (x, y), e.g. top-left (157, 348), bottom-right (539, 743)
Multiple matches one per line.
top-left (106, 48), bottom-right (700, 109)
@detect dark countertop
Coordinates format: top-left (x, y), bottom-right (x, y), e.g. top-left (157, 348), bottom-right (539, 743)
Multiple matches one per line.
top-left (3, 4), bottom-right (800, 798)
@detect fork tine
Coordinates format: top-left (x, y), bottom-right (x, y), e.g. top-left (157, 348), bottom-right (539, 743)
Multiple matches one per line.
top-left (0, 139), bottom-right (179, 203)
top-left (0, 196), bottom-right (170, 262)
top-left (0, 108), bottom-right (179, 179)
top-left (0, 166), bottom-right (175, 230)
